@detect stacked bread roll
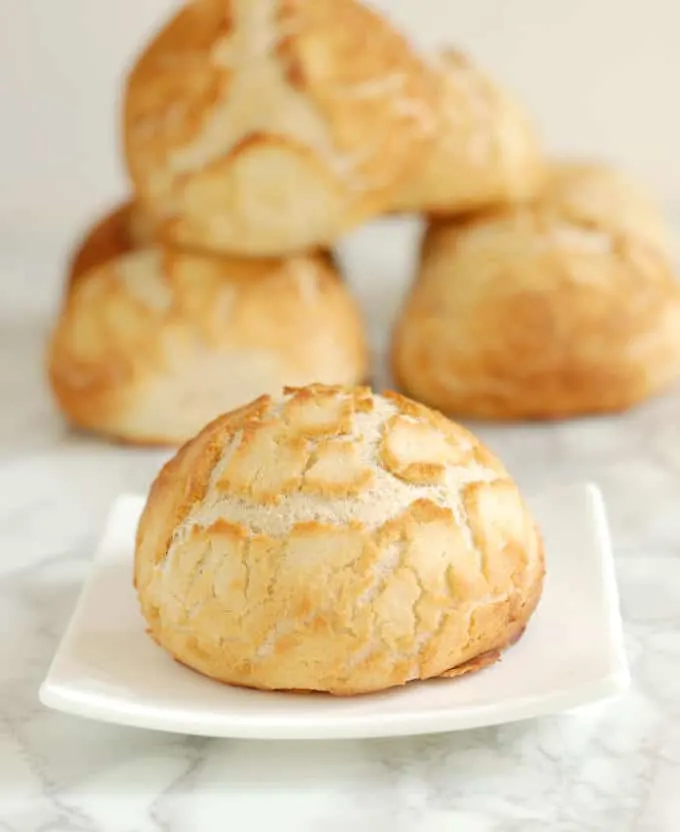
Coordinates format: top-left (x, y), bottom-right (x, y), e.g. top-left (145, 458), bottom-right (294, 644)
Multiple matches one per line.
top-left (48, 0), bottom-right (422, 444)
top-left (48, 0), bottom-right (678, 445)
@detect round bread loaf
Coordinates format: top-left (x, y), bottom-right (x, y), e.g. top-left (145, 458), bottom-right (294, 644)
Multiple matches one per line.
top-left (391, 50), bottom-right (544, 215)
top-left (392, 162), bottom-right (680, 420)
top-left (123, 0), bottom-right (433, 256)
top-left (48, 215), bottom-right (367, 445)
top-left (134, 384), bottom-right (545, 695)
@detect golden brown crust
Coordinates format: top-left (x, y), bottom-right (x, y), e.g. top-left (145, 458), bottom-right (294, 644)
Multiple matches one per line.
top-left (67, 201), bottom-right (156, 291)
top-left (134, 384), bottom-right (544, 695)
top-left (437, 621), bottom-right (529, 680)
top-left (392, 162), bottom-right (680, 420)
top-left (123, 0), bottom-right (433, 256)
top-left (48, 213), bottom-right (368, 446)
top-left (391, 49), bottom-right (544, 216)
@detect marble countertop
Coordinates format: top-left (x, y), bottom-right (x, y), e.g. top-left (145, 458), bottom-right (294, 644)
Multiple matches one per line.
top-left (1, 227), bottom-right (679, 831)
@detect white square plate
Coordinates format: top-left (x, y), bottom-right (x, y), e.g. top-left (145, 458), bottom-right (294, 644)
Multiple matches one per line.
top-left (39, 483), bottom-right (629, 740)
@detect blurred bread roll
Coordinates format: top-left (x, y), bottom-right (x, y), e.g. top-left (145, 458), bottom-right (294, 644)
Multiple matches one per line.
top-left (134, 384), bottom-right (544, 695)
top-left (392, 162), bottom-right (680, 420)
top-left (123, 0), bottom-right (433, 256)
top-left (392, 50), bottom-right (544, 215)
top-left (48, 209), bottom-right (368, 445)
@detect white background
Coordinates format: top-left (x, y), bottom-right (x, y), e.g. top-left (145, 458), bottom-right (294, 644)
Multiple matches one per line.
top-left (1, 0), bottom-right (678, 250)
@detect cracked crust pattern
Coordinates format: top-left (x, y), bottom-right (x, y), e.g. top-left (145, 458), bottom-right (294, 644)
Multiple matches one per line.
top-left (392, 161), bottom-right (680, 420)
top-left (391, 50), bottom-right (544, 215)
top-left (48, 208), bottom-right (368, 446)
top-left (123, 0), bottom-right (433, 256)
top-left (134, 385), bottom-right (544, 695)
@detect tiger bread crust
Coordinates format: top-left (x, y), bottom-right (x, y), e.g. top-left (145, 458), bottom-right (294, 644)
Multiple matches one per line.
top-left (123, 0), bottom-right (434, 256)
top-left (392, 160), bottom-right (680, 420)
top-left (134, 384), bottom-right (545, 695)
top-left (48, 205), bottom-right (368, 446)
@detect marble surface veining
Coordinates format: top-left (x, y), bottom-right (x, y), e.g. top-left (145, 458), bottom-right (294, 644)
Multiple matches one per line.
top-left (0, 222), bottom-right (679, 831)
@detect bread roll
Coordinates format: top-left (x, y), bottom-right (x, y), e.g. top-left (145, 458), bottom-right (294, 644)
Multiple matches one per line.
top-left (123, 0), bottom-right (433, 256)
top-left (134, 384), bottom-right (544, 695)
top-left (391, 50), bottom-right (543, 215)
top-left (48, 236), bottom-right (368, 445)
top-left (68, 200), bottom-right (155, 289)
top-left (392, 163), bottom-right (680, 420)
